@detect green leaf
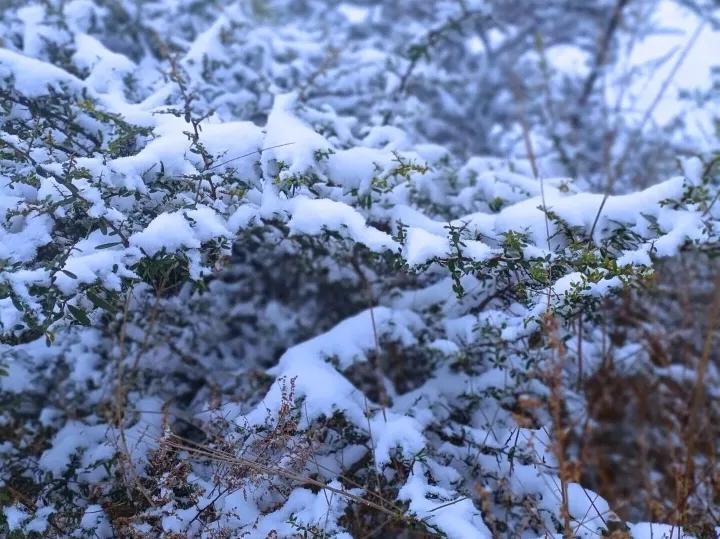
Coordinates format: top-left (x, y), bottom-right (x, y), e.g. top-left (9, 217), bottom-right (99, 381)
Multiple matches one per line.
top-left (10, 295), bottom-right (23, 312)
top-left (61, 269), bottom-right (78, 279)
top-left (94, 242), bottom-right (123, 250)
top-left (86, 290), bottom-right (114, 312)
top-left (67, 304), bottom-right (91, 326)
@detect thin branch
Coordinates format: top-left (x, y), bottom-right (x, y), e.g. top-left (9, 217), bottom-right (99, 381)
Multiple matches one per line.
top-left (207, 142), bottom-right (296, 170)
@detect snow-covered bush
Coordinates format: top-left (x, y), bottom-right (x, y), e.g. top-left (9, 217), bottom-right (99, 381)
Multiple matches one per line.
top-left (1, 1), bottom-right (719, 537)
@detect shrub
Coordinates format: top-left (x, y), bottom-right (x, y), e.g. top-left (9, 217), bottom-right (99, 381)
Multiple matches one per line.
top-left (1, 1), bottom-right (718, 537)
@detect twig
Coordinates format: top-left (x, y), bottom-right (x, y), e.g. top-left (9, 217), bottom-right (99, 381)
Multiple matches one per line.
top-left (207, 142), bottom-right (296, 170)
top-left (165, 434), bottom-right (407, 520)
top-left (577, 0), bottom-right (631, 112)
top-left (589, 20), bottom-right (705, 239)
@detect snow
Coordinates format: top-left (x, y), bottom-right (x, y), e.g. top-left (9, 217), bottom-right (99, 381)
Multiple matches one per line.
top-left (234, 307), bottom-right (423, 429)
top-left (249, 486), bottom-right (353, 538)
top-left (39, 422), bottom-right (108, 476)
top-left (80, 505), bottom-right (113, 536)
top-left (3, 505), bottom-right (29, 530)
top-left (0, 212), bottom-right (54, 264)
top-left (326, 147), bottom-right (389, 192)
top-left (0, 298), bottom-right (24, 338)
top-left (338, 4), bottom-right (371, 24)
top-left (288, 197), bottom-right (398, 252)
top-left (183, 14), bottom-right (230, 69)
top-left (227, 204), bottom-right (258, 231)
top-left (24, 506), bottom-right (55, 533)
top-left (130, 212), bottom-right (201, 254)
top-left (566, 483), bottom-right (611, 532)
top-left (129, 206), bottom-right (230, 257)
top-left (628, 522), bottom-right (694, 539)
top-left (57, 249), bottom-right (133, 294)
top-left (17, 5), bottom-right (55, 58)
top-left (262, 93), bottom-right (331, 178)
top-left (546, 45), bottom-right (591, 77)
top-left (73, 33), bottom-right (136, 95)
top-left (370, 412), bottom-right (426, 465)
top-left (399, 463), bottom-right (492, 539)
top-left (0, 48), bottom-right (83, 96)
top-left (404, 227), bottom-right (449, 265)
top-left (608, 0), bottom-right (720, 146)
top-left (682, 156), bottom-right (705, 186)
top-left (104, 118), bottom-right (263, 184)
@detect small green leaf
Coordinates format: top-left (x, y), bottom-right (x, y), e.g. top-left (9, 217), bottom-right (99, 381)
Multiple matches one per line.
top-left (86, 290), bottom-right (114, 312)
top-left (67, 304), bottom-right (91, 326)
top-left (94, 242), bottom-right (123, 250)
top-left (61, 269), bottom-right (78, 279)
top-left (10, 295), bottom-right (23, 312)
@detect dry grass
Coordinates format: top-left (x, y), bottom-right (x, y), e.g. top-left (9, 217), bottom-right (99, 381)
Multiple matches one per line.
top-left (577, 262), bottom-right (720, 535)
